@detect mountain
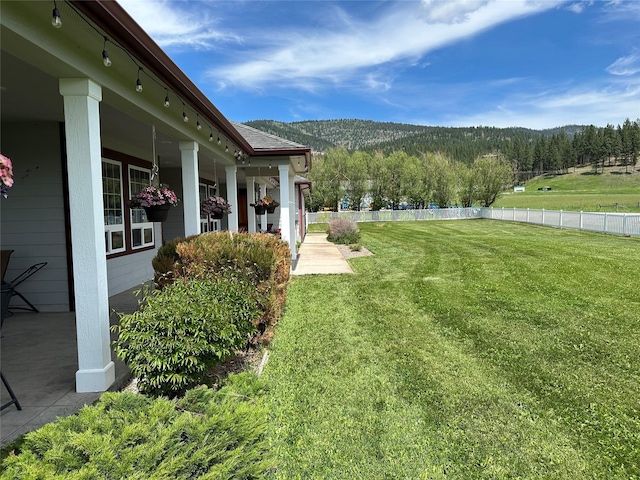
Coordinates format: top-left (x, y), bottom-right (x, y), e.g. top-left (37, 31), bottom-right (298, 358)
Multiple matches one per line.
top-left (243, 119), bottom-right (587, 164)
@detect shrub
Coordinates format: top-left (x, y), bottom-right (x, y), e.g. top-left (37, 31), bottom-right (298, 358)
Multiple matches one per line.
top-left (327, 218), bottom-right (361, 245)
top-left (113, 277), bottom-right (259, 397)
top-left (0, 374), bottom-right (274, 478)
top-left (151, 232), bottom-right (291, 344)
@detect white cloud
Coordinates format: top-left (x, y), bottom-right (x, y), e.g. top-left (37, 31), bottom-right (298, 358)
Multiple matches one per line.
top-left (206, 0), bottom-right (564, 91)
top-left (118, 0), bottom-right (238, 49)
top-left (606, 53), bottom-right (640, 76)
top-left (439, 79), bottom-right (640, 128)
top-left (418, 0), bottom-right (492, 24)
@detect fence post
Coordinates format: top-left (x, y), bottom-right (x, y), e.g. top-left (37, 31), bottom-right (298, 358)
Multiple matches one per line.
top-left (527, 208), bottom-right (530, 223)
top-left (513, 207), bottom-right (516, 221)
top-left (559, 210), bottom-right (563, 228)
top-left (579, 211), bottom-right (583, 230)
top-left (501, 206), bottom-right (504, 220)
top-left (623, 214), bottom-right (628, 235)
top-left (604, 212), bottom-right (608, 233)
top-left (542, 208), bottom-right (545, 225)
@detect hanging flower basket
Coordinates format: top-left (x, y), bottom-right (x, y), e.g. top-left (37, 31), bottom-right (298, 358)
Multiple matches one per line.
top-left (144, 204), bottom-right (171, 222)
top-left (251, 195), bottom-right (279, 215)
top-left (201, 195), bottom-right (231, 218)
top-left (129, 184), bottom-right (179, 223)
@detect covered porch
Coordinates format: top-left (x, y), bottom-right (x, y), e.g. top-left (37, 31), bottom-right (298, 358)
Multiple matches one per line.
top-left (1, 1), bottom-right (310, 397)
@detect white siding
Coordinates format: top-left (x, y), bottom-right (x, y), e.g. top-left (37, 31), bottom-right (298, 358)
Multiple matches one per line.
top-left (107, 247), bottom-right (157, 296)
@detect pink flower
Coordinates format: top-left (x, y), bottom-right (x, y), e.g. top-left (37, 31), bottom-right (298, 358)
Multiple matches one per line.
top-left (1, 154), bottom-right (13, 198)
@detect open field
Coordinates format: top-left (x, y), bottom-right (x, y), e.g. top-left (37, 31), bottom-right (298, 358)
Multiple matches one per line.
top-left (494, 165), bottom-right (640, 213)
top-left (264, 221), bottom-right (640, 479)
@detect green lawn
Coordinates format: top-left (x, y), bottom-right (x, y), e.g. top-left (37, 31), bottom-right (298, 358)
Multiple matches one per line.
top-left (264, 221), bottom-right (640, 479)
top-left (494, 166), bottom-right (640, 212)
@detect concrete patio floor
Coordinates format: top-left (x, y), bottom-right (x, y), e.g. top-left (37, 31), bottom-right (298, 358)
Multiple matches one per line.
top-left (0, 285), bottom-right (146, 448)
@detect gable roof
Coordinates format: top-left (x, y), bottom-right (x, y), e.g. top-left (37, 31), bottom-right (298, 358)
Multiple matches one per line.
top-left (232, 122), bottom-right (308, 153)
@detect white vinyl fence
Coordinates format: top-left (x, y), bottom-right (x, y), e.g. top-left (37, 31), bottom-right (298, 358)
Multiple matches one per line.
top-left (307, 207), bottom-right (482, 224)
top-left (482, 207), bottom-right (640, 237)
top-left (307, 206), bottom-right (640, 237)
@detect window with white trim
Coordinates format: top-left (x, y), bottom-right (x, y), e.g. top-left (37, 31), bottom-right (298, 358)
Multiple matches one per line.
top-left (102, 160), bottom-right (125, 254)
top-left (129, 166), bottom-right (155, 249)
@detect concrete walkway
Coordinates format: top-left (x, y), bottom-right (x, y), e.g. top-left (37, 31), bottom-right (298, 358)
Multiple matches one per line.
top-left (292, 233), bottom-right (353, 275)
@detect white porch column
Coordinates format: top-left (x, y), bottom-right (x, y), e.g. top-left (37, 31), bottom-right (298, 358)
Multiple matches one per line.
top-left (278, 164), bottom-right (296, 260)
top-left (59, 78), bottom-right (115, 393)
top-left (246, 176), bottom-right (256, 233)
top-left (179, 141), bottom-right (200, 237)
top-left (225, 165), bottom-right (239, 231)
top-left (259, 183), bottom-right (267, 231)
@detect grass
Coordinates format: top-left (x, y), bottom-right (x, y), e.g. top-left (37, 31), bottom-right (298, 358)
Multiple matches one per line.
top-left (494, 165), bottom-right (640, 212)
top-left (264, 220), bottom-right (640, 479)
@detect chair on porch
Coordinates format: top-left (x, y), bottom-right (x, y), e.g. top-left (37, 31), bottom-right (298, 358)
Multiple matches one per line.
top-left (1, 250), bottom-right (47, 314)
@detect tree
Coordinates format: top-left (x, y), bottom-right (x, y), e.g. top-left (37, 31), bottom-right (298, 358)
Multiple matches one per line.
top-left (424, 153), bottom-right (457, 208)
top-left (473, 155), bottom-right (512, 207)
top-left (344, 150), bottom-right (370, 210)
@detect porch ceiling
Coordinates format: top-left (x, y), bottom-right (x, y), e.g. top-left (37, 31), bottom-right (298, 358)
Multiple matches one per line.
top-left (0, 1), bottom-right (309, 184)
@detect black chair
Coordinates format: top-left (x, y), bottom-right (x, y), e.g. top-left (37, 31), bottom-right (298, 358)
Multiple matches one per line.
top-left (1, 371), bottom-right (22, 411)
top-left (4, 262), bottom-right (47, 313)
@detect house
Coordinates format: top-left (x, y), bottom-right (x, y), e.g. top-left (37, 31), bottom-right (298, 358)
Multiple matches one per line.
top-left (0, 1), bottom-right (310, 393)
top-left (513, 185), bottom-right (525, 192)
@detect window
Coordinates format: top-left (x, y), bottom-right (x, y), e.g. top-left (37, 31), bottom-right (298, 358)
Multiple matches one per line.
top-left (129, 166), bottom-right (154, 249)
top-left (102, 160), bottom-right (125, 254)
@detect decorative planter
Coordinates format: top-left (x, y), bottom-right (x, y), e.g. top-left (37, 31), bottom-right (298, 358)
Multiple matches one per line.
top-left (211, 212), bottom-right (224, 220)
top-left (254, 205), bottom-right (266, 215)
top-left (266, 205), bottom-right (277, 214)
top-left (144, 204), bottom-right (171, 222)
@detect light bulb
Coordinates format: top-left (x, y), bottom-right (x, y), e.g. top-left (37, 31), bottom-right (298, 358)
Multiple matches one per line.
top-left (197, 121), bottom-right (202, 130)
top-left (217, 137), bottom-right (221, 145)
top-left (164, 94), bottom-right (170, 107)
top-left (209, 133), bottom-right (214, 142)
top-left (102, 50), bottom-right (112, 67)
top-left (225, 145), bottom-right (229, 153)
top-left (136, 78), bottom-right (143, 92)
top-left (52, 6), bottom-right (62, 28)
top-left (183, 112), bottom-right (189, 122)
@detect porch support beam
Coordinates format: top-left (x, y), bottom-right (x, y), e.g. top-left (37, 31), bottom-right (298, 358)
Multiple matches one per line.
top-left (246, 176), bottom-right (256, 233)
top-left (59, 78), bottom-right (115, 393)
top-left (278, 164), bottom-right (297, 260)
top-left (225, 165), bottom-right (239, 232)
top-left (179, 141), bottom-right (200, 237)
top-left (259, 183), bottom-right (267, 232)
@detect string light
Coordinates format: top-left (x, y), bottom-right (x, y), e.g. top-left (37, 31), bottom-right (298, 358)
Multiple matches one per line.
top-left (196, 114), bottom-right (202, 130)
top-left (182, 103), bottom-right (188, 122)
top-left (225, 143), bottom-right (229, 153)
top-left (102, 37), bottom-right (112, 67)
top-left (136, 67), bottom-right (143, 92)
top-left (164, 89), bottom-right (170, 107)
top-left (217, 135), bottom-right (221, 145)
top-left (52, 1), bottom-right (62, 28)
top-left (209, 128), bottom-right (214, 142)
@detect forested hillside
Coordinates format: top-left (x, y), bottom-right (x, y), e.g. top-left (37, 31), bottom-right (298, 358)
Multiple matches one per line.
top-left (244, 119), bottom-right (587, 164)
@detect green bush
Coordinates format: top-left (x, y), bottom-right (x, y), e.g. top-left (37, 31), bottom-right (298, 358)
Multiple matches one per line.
top-left (113, 278), bottom-right (259, 397)
top-left (327, 218), bottom-right (361, 245)
top-left (0, 374), bottom-right (274, 479)
top-left (151, 232), bottom-right (291, 344)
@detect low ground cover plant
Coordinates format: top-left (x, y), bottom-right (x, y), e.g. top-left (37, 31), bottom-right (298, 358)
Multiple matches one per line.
top-left (0, 373), bottom-right (273, 479)
top-left (327, 218), bottom-right (361, 245)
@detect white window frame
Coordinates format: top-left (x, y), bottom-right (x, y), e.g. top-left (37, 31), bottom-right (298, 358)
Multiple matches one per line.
top-left (128, 165), bottom-right (155, 250)
top-left (102, 159), bottom-right (125, 255)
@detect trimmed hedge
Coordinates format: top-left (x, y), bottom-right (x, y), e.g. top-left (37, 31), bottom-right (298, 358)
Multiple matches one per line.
top-left (0, 374), bottom-right (274, 479)
top-left (152, 232), bottom-right (291, 344)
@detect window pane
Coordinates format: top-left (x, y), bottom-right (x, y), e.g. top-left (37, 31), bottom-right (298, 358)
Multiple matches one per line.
top-left (112, 231), bottom-right (124, 250)
top-left (143, 228), bottom-right (153, 243)
top-left (132, 228), bottom-right (142, 247)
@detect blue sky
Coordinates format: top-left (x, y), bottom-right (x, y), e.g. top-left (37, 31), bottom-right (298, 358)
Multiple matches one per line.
top-left (119, 0), bottom-right (640, 129)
